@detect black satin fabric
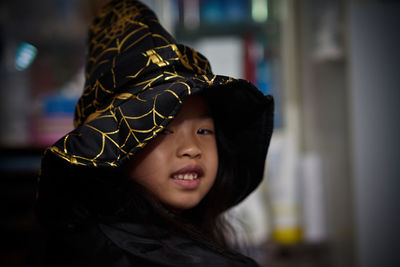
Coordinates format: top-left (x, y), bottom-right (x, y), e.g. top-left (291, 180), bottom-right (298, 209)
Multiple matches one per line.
top-left (34, 1), bottom-right (273, 266)
top-left (42, 222), bottom-right (259, 267)
top-left (35, 152), bottom-right (260, 266)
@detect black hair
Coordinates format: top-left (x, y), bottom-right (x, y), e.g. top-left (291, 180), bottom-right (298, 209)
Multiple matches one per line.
top-left (181, 108), bottom-right (238, 247)
top-left (116, 92), bottom-right (240, 251)
top-left (36, 92), bottom-right (241, 254)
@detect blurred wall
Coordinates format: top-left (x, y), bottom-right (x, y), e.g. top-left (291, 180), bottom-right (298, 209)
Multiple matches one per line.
top-left (284, 1), bottom-right (400, 267)
top-left (348, 2), bottom-right (400, 267)
top-left (289, 0), bottom-right (355, 266)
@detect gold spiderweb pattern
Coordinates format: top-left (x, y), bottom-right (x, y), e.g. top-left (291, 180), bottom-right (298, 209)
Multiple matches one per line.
top-left (75, 0), bottom-right (174, 127)
top-left (49, 72), bottom-right (235, 167)
top-left (46, 0), bottom-right (236, 167)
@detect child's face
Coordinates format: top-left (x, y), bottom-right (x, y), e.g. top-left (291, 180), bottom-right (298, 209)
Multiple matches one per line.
top-left (128, 95), bottom-right (218, 211)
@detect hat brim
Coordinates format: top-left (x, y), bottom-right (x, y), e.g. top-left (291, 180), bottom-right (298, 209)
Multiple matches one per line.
top-left (42, 74), bottom-right (273, 208)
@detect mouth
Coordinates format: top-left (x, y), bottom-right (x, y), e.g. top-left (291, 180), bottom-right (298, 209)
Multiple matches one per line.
top-left (171, 165), bottom-right (204, 181)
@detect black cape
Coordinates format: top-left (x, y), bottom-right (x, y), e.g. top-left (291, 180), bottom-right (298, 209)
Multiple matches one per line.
top-left (35, 0), bottom-right (273, 266)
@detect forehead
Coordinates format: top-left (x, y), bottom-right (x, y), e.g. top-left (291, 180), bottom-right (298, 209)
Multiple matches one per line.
top-left (172, 95), bottom-right (212, 122)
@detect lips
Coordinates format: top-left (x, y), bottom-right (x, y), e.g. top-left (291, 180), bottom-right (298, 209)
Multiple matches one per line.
top-left (171, 165), bottom-right (204, 181)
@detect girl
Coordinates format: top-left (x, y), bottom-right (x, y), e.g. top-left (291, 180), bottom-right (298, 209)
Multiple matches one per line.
top-left (35, 0), bottom-right (274, 266)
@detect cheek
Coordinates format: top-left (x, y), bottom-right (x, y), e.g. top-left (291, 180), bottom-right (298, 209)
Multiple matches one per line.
top-left (129, 159), bottom-right (166, 197)
top-left (128, 146), bottom-right (167, 183)
top-left (130, 159), bottom-right (153, 182)
top-left (205, 141), bottom-right (219, 178)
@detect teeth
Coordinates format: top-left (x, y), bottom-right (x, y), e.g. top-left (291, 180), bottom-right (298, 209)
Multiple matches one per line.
top-left (173, 173), bottom-right (198, 180)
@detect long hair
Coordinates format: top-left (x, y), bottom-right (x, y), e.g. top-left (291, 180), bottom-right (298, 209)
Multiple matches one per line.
top-left (118, 128), bottom-right (236, 247)
top-left (181, 112), bottom-right (238, 248)
top-left (116, 94), bottom-right (239, 251)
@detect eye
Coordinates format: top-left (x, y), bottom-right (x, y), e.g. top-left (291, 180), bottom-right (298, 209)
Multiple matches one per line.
top-left (197, 128), bottom-right (214, 135)
top-left (160, 128), bottom-right (173, 135)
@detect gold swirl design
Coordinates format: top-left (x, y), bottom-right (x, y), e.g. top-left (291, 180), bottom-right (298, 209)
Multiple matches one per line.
top-left (46, 0), bottom-right (234, 167)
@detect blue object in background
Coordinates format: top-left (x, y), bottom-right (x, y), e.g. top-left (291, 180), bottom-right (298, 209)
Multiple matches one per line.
top-left (15, 42), bottom-right (37, 71)
top-left (201, 0), bottom-right (225, 23)
top-left (201, 0), bottom-right (249, 24)
top-left (256, 59), bottom-right (272, 95)
top-left (224, 0), bottom-right (248, 22)
top-left (43, 94), bottom-right (78, 115)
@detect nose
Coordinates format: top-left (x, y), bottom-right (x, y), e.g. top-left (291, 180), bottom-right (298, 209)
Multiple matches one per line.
top-left (176, 134), bottom-right (201, 159)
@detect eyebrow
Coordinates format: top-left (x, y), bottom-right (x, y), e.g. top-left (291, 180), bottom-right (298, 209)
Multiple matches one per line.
top-left (198, 113), bottom-right (213, 119)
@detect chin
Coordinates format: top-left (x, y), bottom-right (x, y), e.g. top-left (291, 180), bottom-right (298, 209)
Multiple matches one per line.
top-left (168, 197), bottom-right (202, 211)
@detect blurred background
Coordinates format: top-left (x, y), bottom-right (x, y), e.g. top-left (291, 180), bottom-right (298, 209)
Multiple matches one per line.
top-left (0, 0), bottom-right (399, 266)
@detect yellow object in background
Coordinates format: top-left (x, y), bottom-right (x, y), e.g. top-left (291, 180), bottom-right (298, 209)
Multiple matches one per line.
top-left (272, 227), bottom-right (302, 244)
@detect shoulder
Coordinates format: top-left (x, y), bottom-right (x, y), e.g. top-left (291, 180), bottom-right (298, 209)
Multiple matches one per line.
top-left (41, 221), bottom-right (258, 267)
top-left (99, 222), bottom-right (260, 266)
top-left (41, 223), bottom-right (135, 267)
